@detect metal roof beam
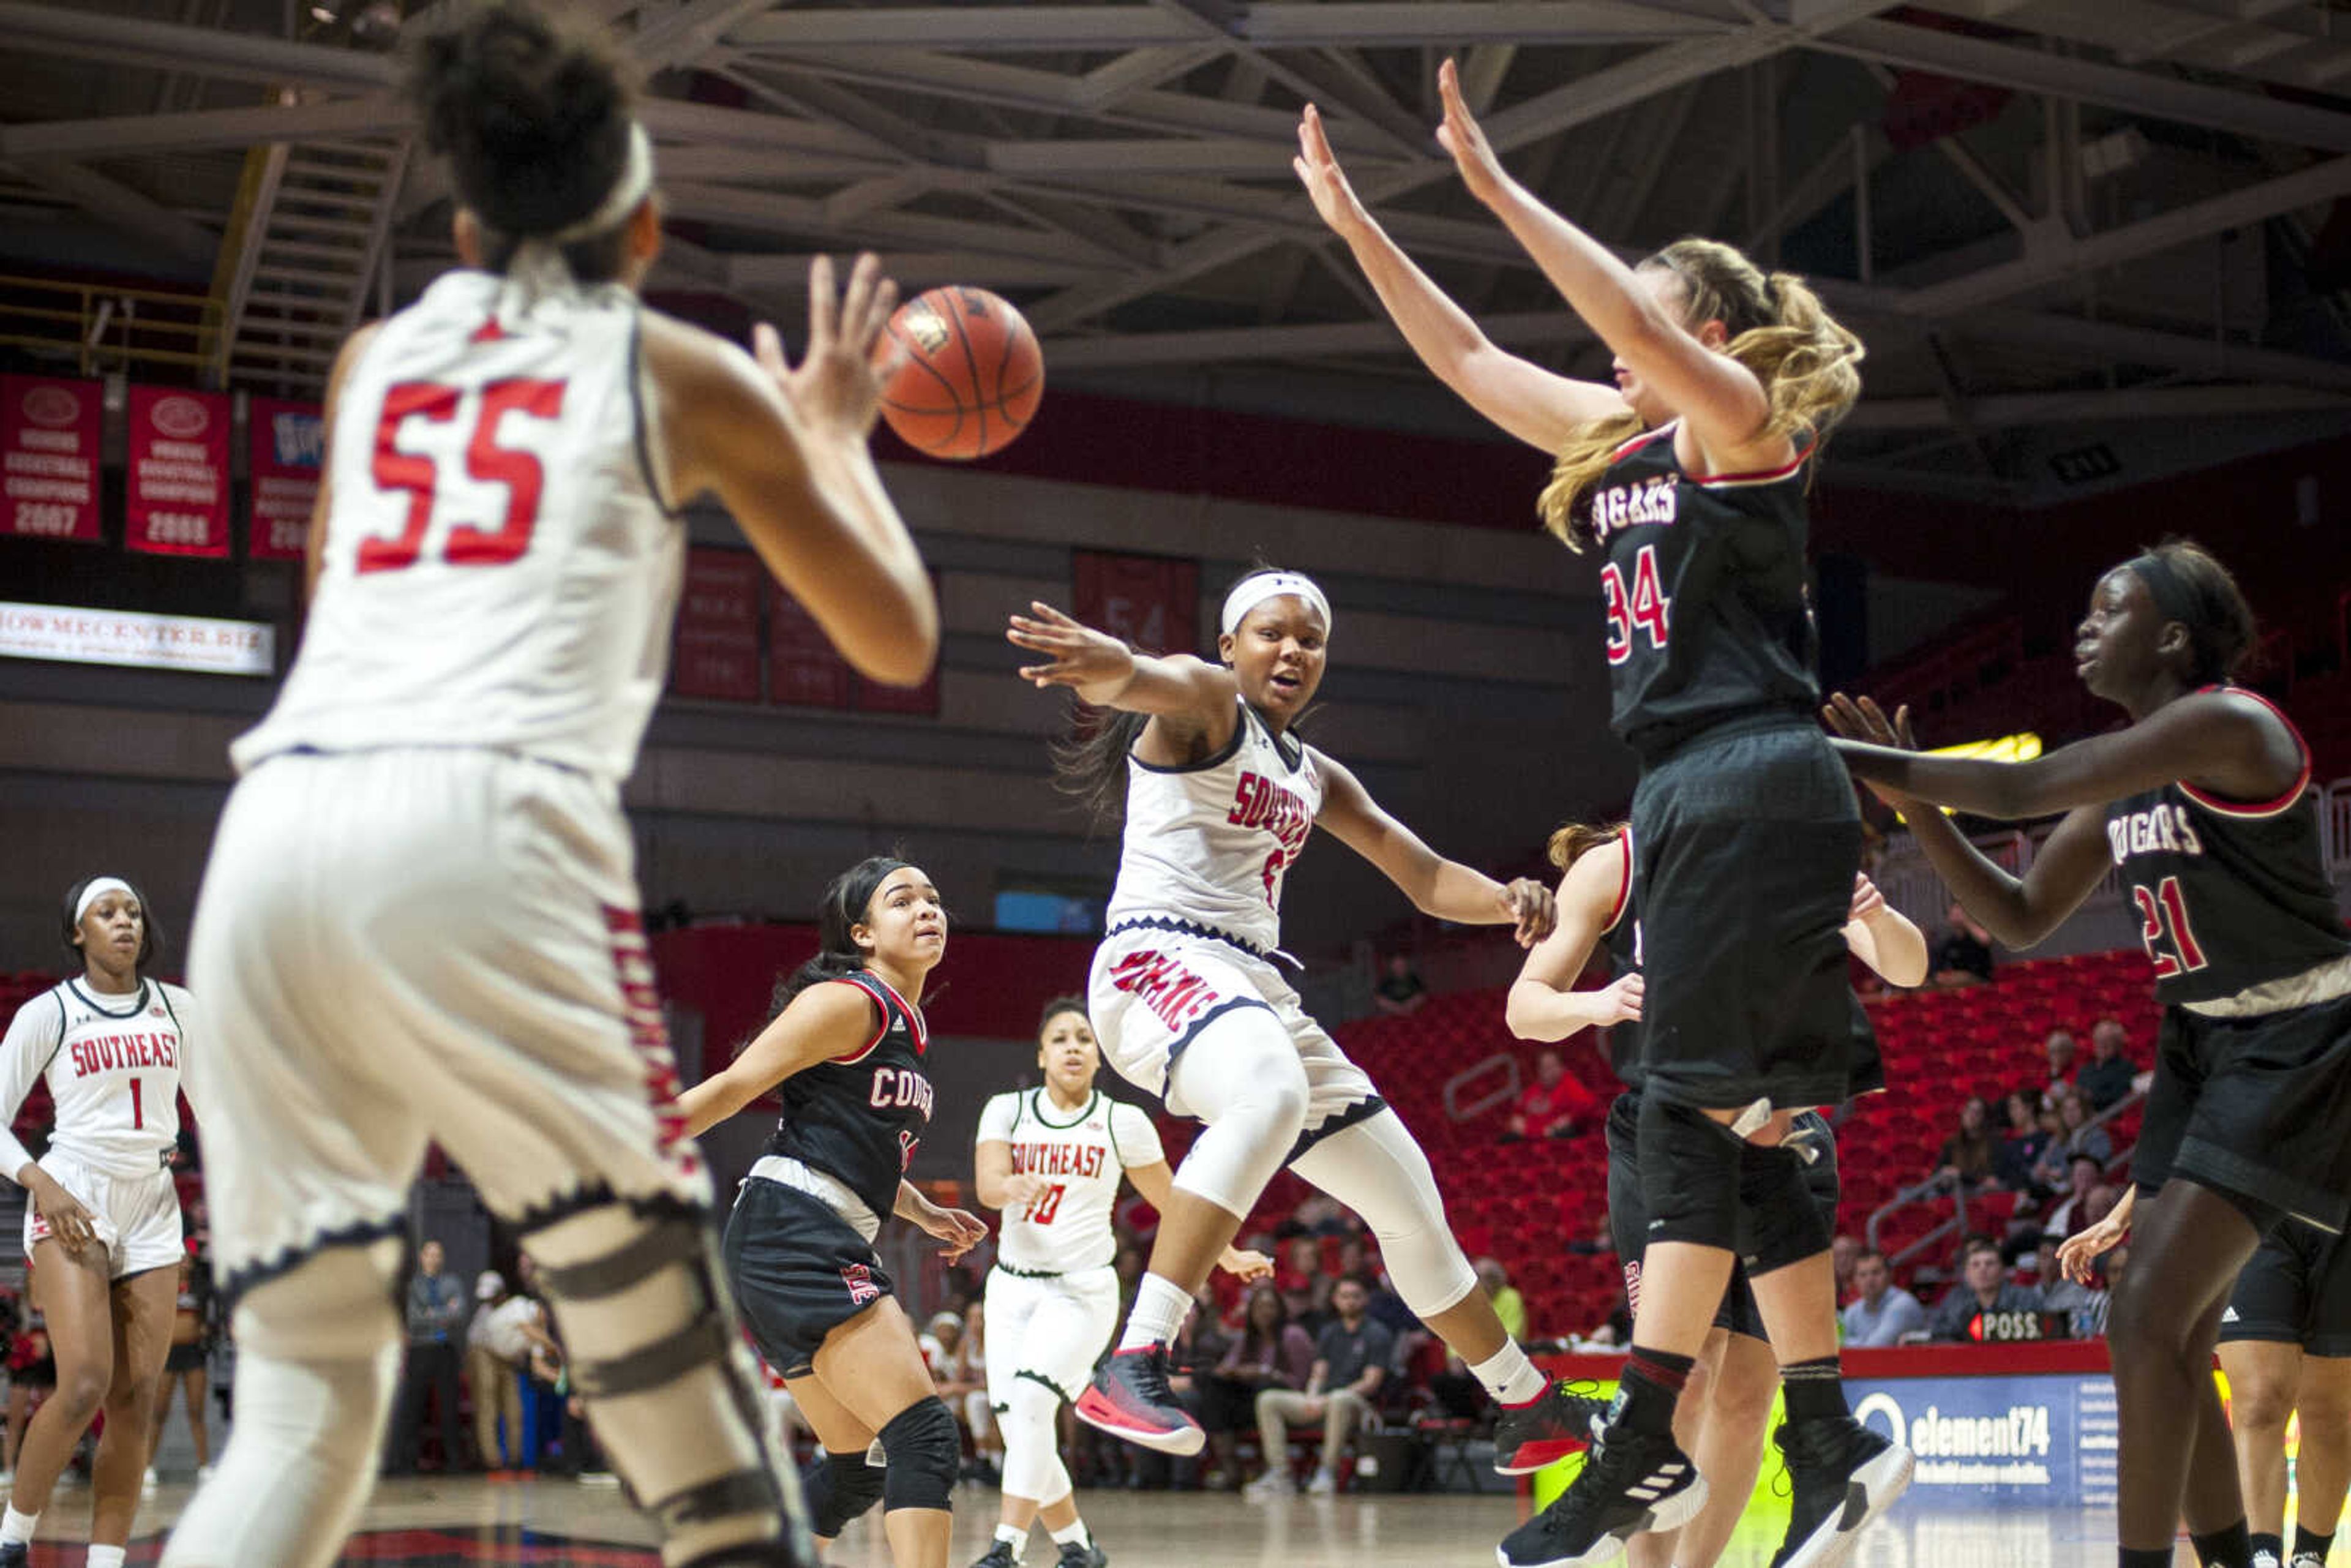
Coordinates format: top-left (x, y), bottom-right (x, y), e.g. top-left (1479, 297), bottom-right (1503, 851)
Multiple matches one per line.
top-left (724, 4), bottom-right (1722, 53)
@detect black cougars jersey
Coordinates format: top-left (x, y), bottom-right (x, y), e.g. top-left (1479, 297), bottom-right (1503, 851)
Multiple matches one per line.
top-left (764, 969), bottom-right (934, 1218)
top-left (1580, 421), bottom-right (1820, 759)
top-left (2105, 689), bottom-right (2347, 1008)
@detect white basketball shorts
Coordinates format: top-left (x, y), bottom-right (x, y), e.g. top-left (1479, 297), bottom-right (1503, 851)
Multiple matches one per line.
top-left (187, 748), bottom-right (710, 1299)
top-left (983, 1262), bottom-right (1120, 1408)
top-left (1086, 926), bottom-right (1378, 1133)
top-left (23, 1147), bottom-right (182, 1280)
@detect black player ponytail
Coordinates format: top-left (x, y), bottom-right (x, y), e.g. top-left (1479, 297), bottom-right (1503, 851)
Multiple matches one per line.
top-left (773, 856), bottom-right (913, 1013)
top-left (59, 876), bottom-right (162, 975)
top-left (405, 0), bottom-right (643, 281)
top-left (1050, 563), bottom-right (1302, 827)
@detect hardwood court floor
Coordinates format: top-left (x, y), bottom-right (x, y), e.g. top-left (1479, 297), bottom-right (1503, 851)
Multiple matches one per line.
top-left (36, 1477), bottom-right (2200, 1565)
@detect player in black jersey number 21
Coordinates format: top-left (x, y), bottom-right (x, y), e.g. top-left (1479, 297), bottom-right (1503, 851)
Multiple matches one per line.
top-left (1829, 540), bottom-right (2351, 1568)
top-left (679, 860), bottom-right (989, 1568)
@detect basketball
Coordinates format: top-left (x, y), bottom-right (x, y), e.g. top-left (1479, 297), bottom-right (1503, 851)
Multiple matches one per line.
top-left (875, 286), bottom-right (1044, 460)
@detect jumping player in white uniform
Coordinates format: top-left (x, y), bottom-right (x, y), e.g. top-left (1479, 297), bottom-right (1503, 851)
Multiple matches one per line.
top-left (168, 6), bottom-right (935, 1567)
top-left (0, 876), bottom-right (189, 1568)
top-left (971, 997), bottom-right (1270, 1568)
top-left (1007, 568), bottom-right (1597, 1518)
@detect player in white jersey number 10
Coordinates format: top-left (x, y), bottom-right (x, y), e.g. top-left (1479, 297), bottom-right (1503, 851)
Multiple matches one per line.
top-left (970, 997), bottom-right (1270, 1568)
top-left (0, 876), bottom-right (192, 1568)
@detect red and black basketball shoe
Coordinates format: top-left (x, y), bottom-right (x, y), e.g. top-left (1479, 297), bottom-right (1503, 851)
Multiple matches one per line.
top-left (1073, 1345), bottom-right (1205, 1456)
top-left (1494, 1381), bottom-right (1614, 1474)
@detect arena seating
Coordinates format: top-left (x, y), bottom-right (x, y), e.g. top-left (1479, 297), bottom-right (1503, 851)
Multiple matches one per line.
top-left (1310, 950), bottom-right (2162, 1339)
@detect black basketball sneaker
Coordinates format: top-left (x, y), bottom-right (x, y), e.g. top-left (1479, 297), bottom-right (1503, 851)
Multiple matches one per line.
top-left (972, 1543), bottom-right (1020, 1568)
top-left (1493, 1380), bottom-right (1615, 1474)
top-left (1768, 1416), bottom-right (1914, 1568)
top-left (1056, 1541), bottom-right (1109, 1568)
top-left (1074, 1345), bottom-right (1205, 1455)
top-left (1496, 1424), bottom-right (1707, 1568)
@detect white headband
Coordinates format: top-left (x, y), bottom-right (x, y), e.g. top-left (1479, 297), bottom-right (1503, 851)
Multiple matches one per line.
top-left (1220, 572), bottom-right (1332, 639)
top-left (74, 877), bottom-right (134, 925)
top-left (547, 121), bottom-right (654, 243)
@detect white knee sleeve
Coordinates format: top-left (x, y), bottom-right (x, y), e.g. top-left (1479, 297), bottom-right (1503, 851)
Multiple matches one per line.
top-left (999, 1378), bottom-right (1071, 1506)
top-left (160, 1240), bottom-right (404, 1568)
top-left (1289, 1111), bottom-right (1477, 1318)
top-left (1165, 1012), bottom-right (1310, 1216)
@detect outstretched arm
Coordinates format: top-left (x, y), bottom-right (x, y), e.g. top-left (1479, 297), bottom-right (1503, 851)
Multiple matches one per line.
top-left (1006, 601), bottom-right (1241, 762)
top-left (1830, 688), bottom-right (2301, 822)
top-left (1824, 695), bottom-right (2113, 950)
top-left (1294, 103), bottom-right (1624, 452)
top-left (1315, 756), bottom-right (1555, 946)
top-left (1431, 59), bottom-right (1783, 475)
top-left (1505, 838), bottom-right (1644, 1042)
top-left (673, 982), bottom-right (872, 1136)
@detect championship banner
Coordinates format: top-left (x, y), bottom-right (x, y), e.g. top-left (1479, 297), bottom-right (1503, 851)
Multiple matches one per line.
top-left (125, 385), bottom-right (231, 557)
top-left (767, 579), bottom-right (853, 710)
top-left (247, 396), bottom-right (324, 561)
top-left (0, 374), bottom-right (103, 543)
top-left (1073, 549), bottom-right (1198, 655)
top-left (670, 547), bottom-right (762, 702)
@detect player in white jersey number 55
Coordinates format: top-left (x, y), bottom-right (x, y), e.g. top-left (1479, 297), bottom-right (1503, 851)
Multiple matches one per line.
top-left (971, 997), bottom-right (1270, 1568)
top-left (170, 6), bottom-right (936, 1568)
top-left (0, 876), bottom-right (190, 1568)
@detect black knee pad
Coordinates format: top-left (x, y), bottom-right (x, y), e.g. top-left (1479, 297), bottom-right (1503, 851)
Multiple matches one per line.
top-left (879, 1397), bottom-right (961, 1513)
top-left (1734, 1140), bottom-right (1834, 1275)
top-left (804, 1447), bottom-right (886, 1537)
top-left (1637, 1092), bottom-right (1742, 1250)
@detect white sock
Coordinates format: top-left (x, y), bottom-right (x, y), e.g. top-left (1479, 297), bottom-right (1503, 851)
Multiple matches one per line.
top-left (86, 1547), bottom-right (127, 1568)
top-left (996, 1523), bottom-right (1029, 1550)
top-left (1049, 1519), bottom-right (1091, 1547)
top-left (1117, 1273), bottom-right (1193, 1351)
top-left (0, 1506), bottom-right (36, 1546)
top-left (1469, 1341), bottom-right (1548, 1406)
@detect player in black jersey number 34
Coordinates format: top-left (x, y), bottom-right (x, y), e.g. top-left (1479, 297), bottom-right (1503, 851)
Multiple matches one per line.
top-left (1829, 539), bottom-right (2351, 1568)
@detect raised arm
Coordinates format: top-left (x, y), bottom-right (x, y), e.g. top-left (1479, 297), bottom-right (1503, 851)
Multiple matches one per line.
top-left (1294, 103), bottom-right (1624, 452)
top-left (1824, 696), bottom-right (2114, 950)
top-left (1431, 59), bottom-right (1782, 475)
top-left (650, 253), bottom-right (937, 688)
top-left (673, 981), bottom-right (872, 1137)
top-left (1007, 601), bottom-right (1242, 762)
top-left (1314, 756), bottom-right (1555, 947)
top-left (1505, 836), bottom-right (1643, 1042)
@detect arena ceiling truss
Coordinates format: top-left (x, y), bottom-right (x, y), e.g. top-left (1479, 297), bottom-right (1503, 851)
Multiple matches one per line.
top-left (1, 0), bottom-right (2348, 497)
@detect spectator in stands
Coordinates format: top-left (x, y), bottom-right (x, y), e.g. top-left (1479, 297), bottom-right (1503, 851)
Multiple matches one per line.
top-left (1475, 1258), bottom-right (1526, 1343)
top-left (1931, 899), bottom-right (1995, 986)
top-left (1275, 1234), bottom-right (1333, 1333)
top-left (2032, 1092), bottom-right (2113, 1191)
top-left (1935, 1095), bottom-right (1998, 1190)
top-left (1199, 1284), bottom-right (1314, 1491)
top-left (1371, 953), bottom-right (1428, 1016)
top-left (466, 1270), bottom-right (552, 1473)
top-left (1247, 1275), bottom-right (1393, 1498)
top-left (1503, 1048), bottom-right (1597, 1141)
top-left (1840, 1250), bottom-right (1925, 1348)
top-left (1993, 1089), bottom-right (2052, 1190)
top-left (2040, 1155), bottom-right (2108, 1243)
top-left (2042, 1029), bottom-right (2078, 1091)
top-left (2035, 1237), bottom-right (2112, 1340)
top-left (1831, 1234), bottom-right (1862, 1302)
top-left (2077, 1018), bottom-right (2138, 1111)
top-left (1289, 1193), bottom-right (1355, 1239)
top-left (390, 1238), bottom-right (467, 1475)
top-left (1928, 1238), bottom-right (2045, 1341)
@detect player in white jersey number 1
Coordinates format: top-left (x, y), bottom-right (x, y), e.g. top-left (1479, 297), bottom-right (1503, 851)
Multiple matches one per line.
top-left (1009, 569), bottom-right (1607, 1519)
top-left (0, 877), bottom-right (190, 1568)
top-left (971, 998), bottom-right (1270, 1568)
top-left (167, 6), bottom-right (935, 1568)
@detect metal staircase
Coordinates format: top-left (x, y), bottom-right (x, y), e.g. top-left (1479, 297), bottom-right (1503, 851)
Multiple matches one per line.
top-left (212, 99), bottom-right (409, 393)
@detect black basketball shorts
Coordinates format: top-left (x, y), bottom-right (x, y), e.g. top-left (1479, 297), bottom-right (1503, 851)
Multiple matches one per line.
top-left (1630, 717), bottom-right (1877, 1111)
top-left (722, 1176), bottom-right (897, 1381)
top-left (2134, 991), bottom-right (2351, 1235)
top-left (1606, 1092), bottom-right (1842, 1339)
top-left (2220, 1220), bottom-right (2351, 1357)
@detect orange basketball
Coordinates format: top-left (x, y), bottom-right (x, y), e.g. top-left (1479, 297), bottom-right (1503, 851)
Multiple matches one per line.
top-left (875, 287), bottom-right (1044, 460)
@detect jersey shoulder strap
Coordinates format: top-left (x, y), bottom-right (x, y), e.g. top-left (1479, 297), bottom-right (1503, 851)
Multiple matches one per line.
top-left (154, 981), bottom-right (186, 1037)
